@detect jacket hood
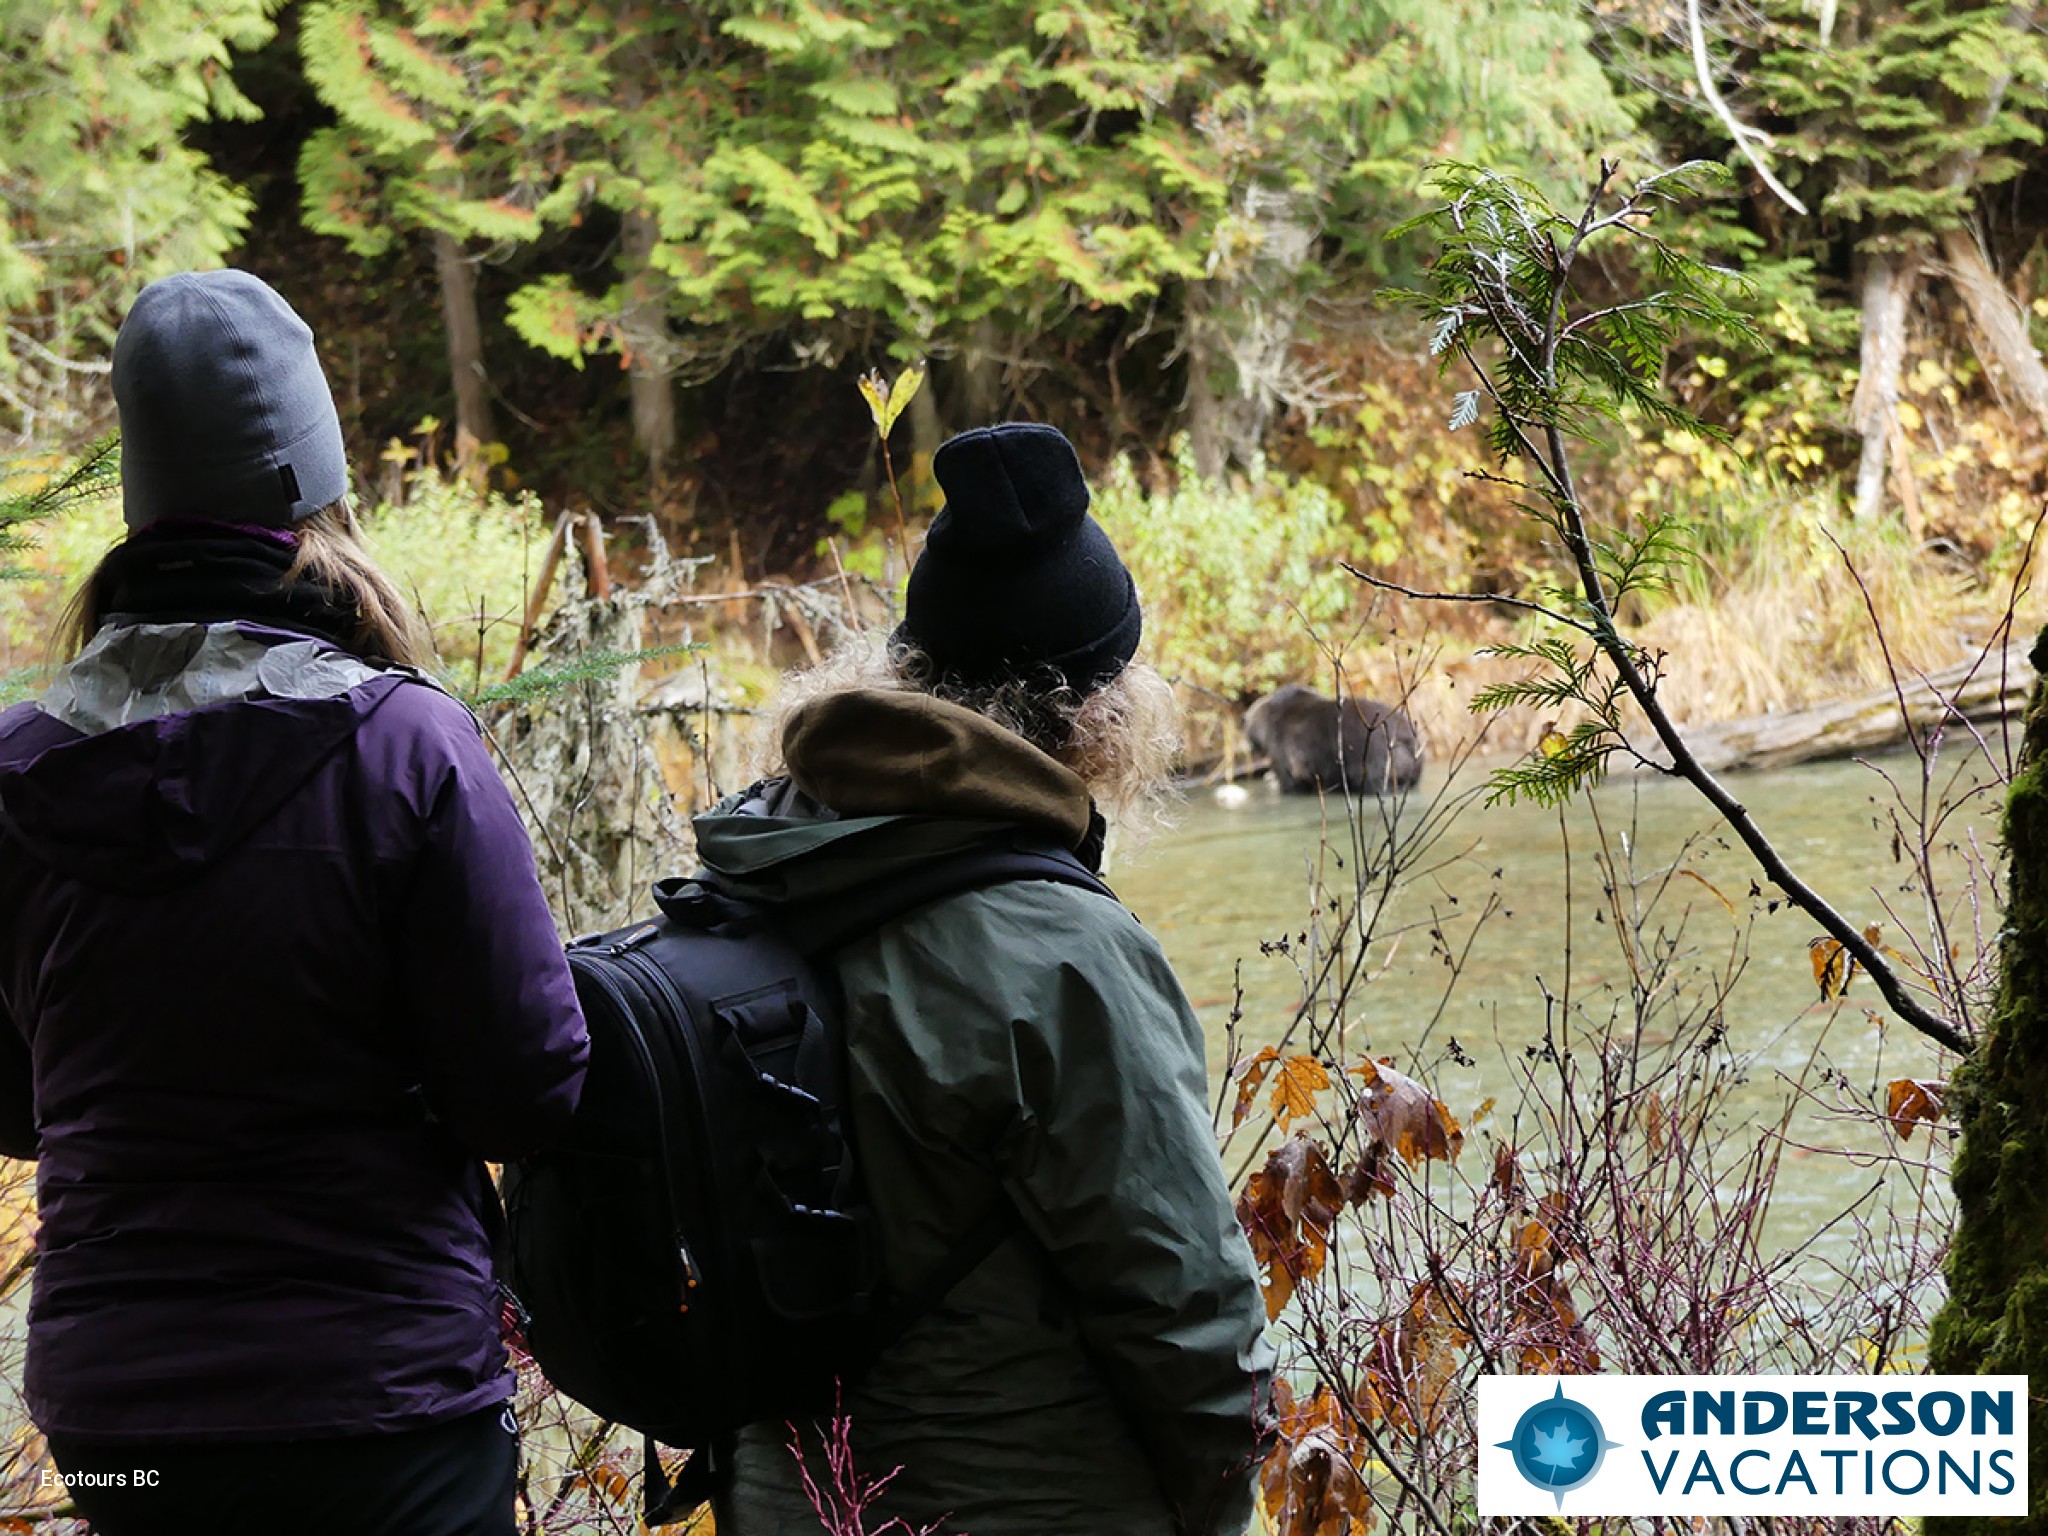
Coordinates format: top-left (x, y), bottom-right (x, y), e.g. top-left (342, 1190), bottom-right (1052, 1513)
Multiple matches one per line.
top-left (0, 622), bottom-right (408, 893)
top-left (693, 688), bottom-right (1094, 905)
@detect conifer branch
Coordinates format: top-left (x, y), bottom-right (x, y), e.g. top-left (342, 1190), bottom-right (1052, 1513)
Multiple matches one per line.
top-left (1391, 160), bottom-right (1969, 1054)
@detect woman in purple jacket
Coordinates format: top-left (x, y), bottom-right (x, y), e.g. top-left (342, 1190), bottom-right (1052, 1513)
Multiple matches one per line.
top-left (0, 271), bottom-right (589, 1535)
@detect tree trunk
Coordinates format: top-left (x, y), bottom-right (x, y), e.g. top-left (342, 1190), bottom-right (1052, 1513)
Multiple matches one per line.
top-left (1637, 644), bottom-right (2034, 774)
top-left (960, 317), bottom-right (1003, 425)
top-left (432, 228), bottom-right (495, 459)
top-left (620, 210), bottom-right (676, 484)
top-left (1184, 297), bottom-right (1227, 482)
top-left (1851, 249), bottom-right (1914, 522)
top-left (1926, 626), bottom-right (2048, 1534)
top-left (1941, 224), bottom-right (2048, 432)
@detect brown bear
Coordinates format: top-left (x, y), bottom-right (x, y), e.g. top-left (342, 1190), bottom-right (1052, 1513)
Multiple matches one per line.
top-left (1244, 685), bottom-right (1424, 796)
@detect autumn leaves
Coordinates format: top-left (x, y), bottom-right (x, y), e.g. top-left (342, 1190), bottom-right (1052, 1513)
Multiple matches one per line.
top-left (1232, 1051), bottom-right (1463, 1322)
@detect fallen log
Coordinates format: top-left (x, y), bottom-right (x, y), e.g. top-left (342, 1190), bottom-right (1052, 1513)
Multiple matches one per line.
top-left (1640, 644), bottom-right (2036, 775)
top-left (1172, 753), bottom-right (1273, 792)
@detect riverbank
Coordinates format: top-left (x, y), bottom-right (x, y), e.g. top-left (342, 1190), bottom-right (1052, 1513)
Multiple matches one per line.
top-left (3, 455), bottom-right (2041, 801)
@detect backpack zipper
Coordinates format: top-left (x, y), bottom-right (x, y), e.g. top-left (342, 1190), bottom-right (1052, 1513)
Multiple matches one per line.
top-left (569, 956), bottom-right (700, 1299)
top-left (612, 947), bottom-right (726, 1300)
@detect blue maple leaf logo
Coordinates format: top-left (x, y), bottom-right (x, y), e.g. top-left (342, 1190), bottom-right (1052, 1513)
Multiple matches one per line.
top-left (1497, 1386), bottom-right (1614, 1507)
top-left (1527, 1420), bottom-right (1587, 1473)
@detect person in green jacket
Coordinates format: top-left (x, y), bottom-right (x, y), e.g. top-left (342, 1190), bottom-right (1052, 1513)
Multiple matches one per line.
top-left (699, 422), bottom-right (1273, 1536)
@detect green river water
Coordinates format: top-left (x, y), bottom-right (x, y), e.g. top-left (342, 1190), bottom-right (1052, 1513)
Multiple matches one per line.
top-left (1112, 739), bottom-right (2011, 1255)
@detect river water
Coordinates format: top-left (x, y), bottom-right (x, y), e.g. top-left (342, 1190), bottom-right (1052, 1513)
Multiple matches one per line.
top-left (1112, 739), bottom-right (2010, 1255)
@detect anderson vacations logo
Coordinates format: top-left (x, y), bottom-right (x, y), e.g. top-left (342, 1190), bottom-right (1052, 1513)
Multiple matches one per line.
top-left (1477, 1375), bottom-right (2028, 1517)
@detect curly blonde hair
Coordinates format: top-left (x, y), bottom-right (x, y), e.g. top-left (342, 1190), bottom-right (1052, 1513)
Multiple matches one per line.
top-left (765, 632), bottom-right (1184, 845)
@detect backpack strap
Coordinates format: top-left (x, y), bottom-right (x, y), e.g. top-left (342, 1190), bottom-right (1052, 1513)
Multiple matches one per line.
top-left (652, 838), bottom-right (1115, 954)
top-left (635, 836), bottom-right (1114, 1521)
top-left (774, 840), bottom-right (1115, 958)
top-left (779, 839), bottom-right (1110, 1358)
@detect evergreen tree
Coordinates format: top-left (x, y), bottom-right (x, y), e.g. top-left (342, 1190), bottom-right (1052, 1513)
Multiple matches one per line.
top-left (307, 0), bottom-right (1622, 470)
top-left (0, 0), bottom-right (278, 435)
top-left (296, 0), bottom-right (609, 454)
top-left (1597, 0), bottom-right (2048, 517)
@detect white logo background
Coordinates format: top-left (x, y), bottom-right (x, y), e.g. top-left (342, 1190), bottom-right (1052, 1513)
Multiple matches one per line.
top-left (1477, 1374), bottom-right (2028, 1516)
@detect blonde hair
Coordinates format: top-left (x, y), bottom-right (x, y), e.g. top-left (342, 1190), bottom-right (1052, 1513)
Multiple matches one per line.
top-left (766, 632), bottom-right (1184, 846)
top-left (58, 501), bottom-right (434, 669)
top-left (285, 502), bottom-right (435, 667)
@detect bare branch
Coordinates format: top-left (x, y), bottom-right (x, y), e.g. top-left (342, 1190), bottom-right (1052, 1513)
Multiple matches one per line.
top-left (1686, 0), bottom-right (1811, 214)
top-left (1337, 562), bottom-right (1598, 635)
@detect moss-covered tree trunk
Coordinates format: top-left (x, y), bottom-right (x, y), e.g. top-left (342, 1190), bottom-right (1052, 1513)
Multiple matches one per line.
top-left (1926, 625), bottom-right (2048, 1532)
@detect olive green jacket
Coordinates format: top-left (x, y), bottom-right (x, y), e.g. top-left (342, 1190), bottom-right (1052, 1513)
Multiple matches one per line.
top-left (698, 689), bottom-right (1271, 1536)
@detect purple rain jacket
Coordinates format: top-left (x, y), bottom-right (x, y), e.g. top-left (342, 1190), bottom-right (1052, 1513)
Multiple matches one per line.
top-left (0, 620), bottom-right (589, 1443)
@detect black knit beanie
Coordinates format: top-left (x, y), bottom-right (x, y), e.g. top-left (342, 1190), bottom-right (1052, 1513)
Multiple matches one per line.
top-left (896, 423), bottom-right (1141, 694)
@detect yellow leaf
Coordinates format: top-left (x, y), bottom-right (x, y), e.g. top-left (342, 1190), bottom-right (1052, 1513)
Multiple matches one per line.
top-left (1808, 936), bottom-right (1854, 1000)
top-left (1271, 1055), bottom-right (1330, 1127)
top-left (1537, 727), bottom-right (1568, 759)
top-left (856, 369), bottom-right (889, 432)
top-left (882, 363), bottom-right (926, 435)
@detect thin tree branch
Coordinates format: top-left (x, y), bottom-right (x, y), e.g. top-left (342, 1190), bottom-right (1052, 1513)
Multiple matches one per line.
top-left (1428, 166), bottom-right (1968, 1053)
top-left (1540, 416), bottom-right (1966, 1050)
top-left (1337, 563), bottom-right (1598, 635)
top-left (1686, 0), bottom-right (1811, 214)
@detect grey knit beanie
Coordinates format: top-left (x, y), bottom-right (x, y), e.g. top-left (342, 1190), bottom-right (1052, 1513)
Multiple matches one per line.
top-left (112, 270), bottom-right (349, 529)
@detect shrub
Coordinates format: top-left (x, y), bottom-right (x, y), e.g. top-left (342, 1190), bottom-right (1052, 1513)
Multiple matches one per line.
top-left (355, 466), bottom-right (553, 685)
top-left (1090, 442), bottom-right (1359, 702)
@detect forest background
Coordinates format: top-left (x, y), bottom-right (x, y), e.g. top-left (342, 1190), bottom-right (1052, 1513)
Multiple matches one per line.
top-left (2, 0), bottom-right (2046, 767)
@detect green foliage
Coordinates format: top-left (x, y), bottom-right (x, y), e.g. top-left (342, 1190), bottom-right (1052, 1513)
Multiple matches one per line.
top-left (354, 465), bottom-right (552, 682)
top-left (1470, 637), bottom-right (1632, 806)
top-left (1583, 0), bottom-right (2048, 472)
top-left (1393, 161), bottom-right (1754, 458)
top-left (301, 0), bottom-right (1627, 390)
top-left (0, 0), bottom-right (275, 404)
top-left (297, 0), bottom-right (600, 257)
top-left (0, 438), bottom-right (119, 578)
top-left (1397, 160), bottom-right (1753, 801)
top-left (0, 438), bottom-right (125, 662)
top-left (821, 489), bottom-right (870, 543)
top-left (1753, 0), bottom-right (2048, 233)
top-left (1598, 0), bottom-right (2048, 239)
top-left (1089, 443), bottom-right (1356, 699)
top-left (464, 643), bottom-right (700, 711)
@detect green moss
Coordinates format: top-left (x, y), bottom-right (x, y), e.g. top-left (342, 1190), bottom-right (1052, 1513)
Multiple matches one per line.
top-left (1925, 623), bottom-right (2048, 1533)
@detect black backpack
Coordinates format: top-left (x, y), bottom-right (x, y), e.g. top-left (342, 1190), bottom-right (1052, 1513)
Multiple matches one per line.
top-left (500, 836), bottom-right (1113, 1523)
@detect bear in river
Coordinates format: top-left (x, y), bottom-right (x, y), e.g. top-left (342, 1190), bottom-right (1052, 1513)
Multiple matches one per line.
top-left (1244, 685), bottom-right (1424, 796)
